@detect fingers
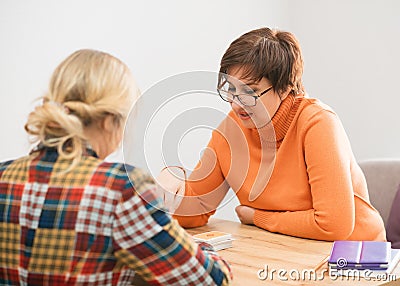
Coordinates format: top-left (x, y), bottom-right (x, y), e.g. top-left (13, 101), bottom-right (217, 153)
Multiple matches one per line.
top-left (156, 166), bottom-right (186, 213)
top-left (235, 205), bottom-right (244, 223)
top-left (163, 183), bottom-right (184, 213)
top-left (235, 205), bottom-right (255, 225)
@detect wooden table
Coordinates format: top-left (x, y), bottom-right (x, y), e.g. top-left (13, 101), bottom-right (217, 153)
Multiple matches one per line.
top-left (186, 218), bottom-right (400, 286)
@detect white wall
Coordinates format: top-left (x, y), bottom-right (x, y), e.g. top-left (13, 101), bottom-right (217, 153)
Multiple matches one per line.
top-left (0, 0), bottom-right (284, 160)
top-left (282, 0), bottom-right (400, 160)
top-left (1, 0), bottom-right (399, 222)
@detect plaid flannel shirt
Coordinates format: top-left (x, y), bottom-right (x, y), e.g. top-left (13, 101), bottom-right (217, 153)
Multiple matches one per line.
top-left (0, 147), bottom-right (232, 285)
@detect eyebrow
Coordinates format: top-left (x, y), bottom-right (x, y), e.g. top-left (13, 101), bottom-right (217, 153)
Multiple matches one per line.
top-left (224, 79), bottom-right (259, 91)
top-left (240, 83), bottom-right (259, 91)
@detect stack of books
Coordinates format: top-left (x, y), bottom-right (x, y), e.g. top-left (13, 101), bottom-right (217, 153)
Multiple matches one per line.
top-left (328, 241), bottom-right (400, 277)
top-left (193, 231), bottom-right (233, 251)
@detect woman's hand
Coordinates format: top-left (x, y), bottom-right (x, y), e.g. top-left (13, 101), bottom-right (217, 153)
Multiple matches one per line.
top-left (235, 205), bottom-right (255, 225)
top-left (155, 166), bottom-right (186, 213)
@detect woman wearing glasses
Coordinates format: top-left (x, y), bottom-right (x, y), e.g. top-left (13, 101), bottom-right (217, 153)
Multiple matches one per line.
top-left (171, 27), bottom-right (386, 241)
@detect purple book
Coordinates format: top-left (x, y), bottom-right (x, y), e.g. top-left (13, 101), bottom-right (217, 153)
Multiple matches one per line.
top-left (359, 241), bottom-right (391, 264)
top-left (329, 241), bottom-right (362, 264)
top-left (328, 241), bottom-right (391, 270)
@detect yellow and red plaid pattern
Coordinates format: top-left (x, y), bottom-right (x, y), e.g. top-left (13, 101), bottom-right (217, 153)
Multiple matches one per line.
top-left (0, 146), bottom-right (232, 285)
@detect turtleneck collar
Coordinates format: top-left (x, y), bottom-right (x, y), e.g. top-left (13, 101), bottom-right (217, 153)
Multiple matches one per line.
top-left (254, 93), bottom-right (304, 148)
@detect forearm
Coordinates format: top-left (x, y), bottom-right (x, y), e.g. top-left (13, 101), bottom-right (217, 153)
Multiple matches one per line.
top-left (174, 179), bottom-right (228, 227)
top-left (253, 208), bottom-right (354, 241)
top-left (173, 211), bottom-right (215, 228)
top-left (114, 181), bottom-right (232, 285)
top-left (173, 138), bottom-right (229, 227)
top-left (115, 218), bottom-right (232, 285)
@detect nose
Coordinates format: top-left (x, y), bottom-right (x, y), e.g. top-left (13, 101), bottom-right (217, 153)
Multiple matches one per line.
top-left (230, 100), bottom-right (243, 111)
top-left (230, 97), bottom-right (246, 108)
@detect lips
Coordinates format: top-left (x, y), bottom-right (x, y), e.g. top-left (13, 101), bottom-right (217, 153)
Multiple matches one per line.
top-left (237, 110), bottom-right (253, 120)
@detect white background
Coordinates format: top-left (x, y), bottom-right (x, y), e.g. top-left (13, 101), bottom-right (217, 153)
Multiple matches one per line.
top-left (1, 0), bottom-right (399, 221)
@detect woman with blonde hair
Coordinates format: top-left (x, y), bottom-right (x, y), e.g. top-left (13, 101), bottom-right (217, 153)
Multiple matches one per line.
top-left (0, 49), bottom-right (231, 285)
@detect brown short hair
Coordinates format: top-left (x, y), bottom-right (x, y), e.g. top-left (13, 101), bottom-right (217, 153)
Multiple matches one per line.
top-left (219, 27), bottom-right (304, 95)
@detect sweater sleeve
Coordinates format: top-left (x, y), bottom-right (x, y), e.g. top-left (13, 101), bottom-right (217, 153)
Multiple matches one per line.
top-left (113, 167), bottom-right (232, 285)
top-left (174, 132), bottom-right (230, 228)
top-left (253, 110), bottom-right (356, 241)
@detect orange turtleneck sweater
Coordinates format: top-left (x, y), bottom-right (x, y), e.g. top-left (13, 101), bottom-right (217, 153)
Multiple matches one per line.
top-left (174, 94), bottom-right (386, 241)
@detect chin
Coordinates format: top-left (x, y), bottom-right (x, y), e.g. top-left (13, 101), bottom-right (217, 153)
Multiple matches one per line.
top-left (240, 119), bottom-right (256, 129)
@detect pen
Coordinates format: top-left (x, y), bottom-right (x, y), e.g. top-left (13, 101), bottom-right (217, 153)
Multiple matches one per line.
top-left (314, 255), bottom-right (329, 272)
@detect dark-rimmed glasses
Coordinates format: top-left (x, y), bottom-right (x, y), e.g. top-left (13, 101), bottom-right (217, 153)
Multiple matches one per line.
top-left (217, 83), bottom-right (273, 107)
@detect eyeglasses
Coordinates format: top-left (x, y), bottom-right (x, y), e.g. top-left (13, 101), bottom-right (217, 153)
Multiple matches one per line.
top-left (217, 84), bottom-right (274, 107)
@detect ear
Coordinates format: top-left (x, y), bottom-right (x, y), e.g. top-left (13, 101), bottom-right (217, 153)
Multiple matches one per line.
top-left (102, 114), bottom-right (118, 133)
top-left (278, 89), bottom-right (291, 101)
